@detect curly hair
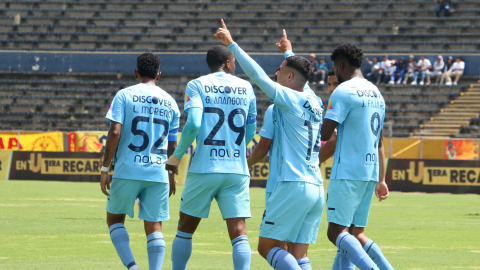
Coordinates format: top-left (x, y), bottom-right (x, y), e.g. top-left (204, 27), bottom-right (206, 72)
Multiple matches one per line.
top-left (285, 56), bottom-right (312, 80)
top-left (137, 53), bottom-right (161, 79)
top-left (327, 68), bottom-right (335, 76)
top-left (330, 43), bottom-right (364, 68)
top-left (206, 45), bottom-right (233, 69)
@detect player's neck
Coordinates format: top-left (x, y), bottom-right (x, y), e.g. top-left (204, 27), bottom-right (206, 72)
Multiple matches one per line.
top-left (210, 68), bottom-right (228, 74)
top-left (344, 69), bottom-right (365, 81)
top-left (138, 79), bottom-right (157, 85)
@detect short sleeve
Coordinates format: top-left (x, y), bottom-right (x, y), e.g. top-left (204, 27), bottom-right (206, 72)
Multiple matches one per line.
top-left (184, 80), bottom-right (203, 113)
top-left (324, 88), bottom-right (352, 125)
top-left (259, 105), bottom-right (274, 139)
top-left (247, 84), bottom-right (257, 124)
top-left (169, 102), bottom-right (181, 141)
top-left (106, 90), bottom-right (126, 124)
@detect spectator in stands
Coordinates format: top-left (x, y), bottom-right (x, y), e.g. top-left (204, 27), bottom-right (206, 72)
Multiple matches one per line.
top-left (317, 56), bottom-right (329, 85)
top-left (365, 57), bottom-right (380, 83)
top-left (445, 56), bottom-right (465, 86)
top-left (309, 53), bottom-right (319, 85)
top-left (412, 55), bottom-right (432, 85)
top-left (431, 55), bottom-right (445, 85)
top-left (390, 57), bottom-right (406, 84)
top-left (403, 55), bottom-right (416, 84)
top-left (380, 55), bottom-right (395, 85)
top-left (436, 0), bottom-right (451, 17)
top-left (441, 56), bottom-right (454, 84)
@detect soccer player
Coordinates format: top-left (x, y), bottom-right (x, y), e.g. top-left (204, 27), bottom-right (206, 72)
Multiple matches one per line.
top-left (165, 44), bottom-right (257, 270)
top-left (320, 44), bottom-right (394, 270)
top-left (100, 53), bottom-right (180, 270)
top-left (215, 21), bottom-right (327, 270)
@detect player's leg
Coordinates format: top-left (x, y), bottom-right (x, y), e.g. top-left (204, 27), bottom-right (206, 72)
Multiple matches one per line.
top-left (332, 225), bottom-right (355, 270)
top-left (139, 181), bottom-right (170, 270)
top-left (217, 173), bottom-right (252, 270)
top-left (172, 172), bottom-right (219, 270)
top-left (227, 218), bottom-right (251, 270)
top-left (289, 244), bottom-right (310, 270)
top-left (106, 178), bottom-right (142, 270)
top-left (258, 237), bottom-right (301, 270)
top-left (351, 181), bottom-right (394, 270)
top-left (326, 179), bottom-right (379, 270)
top-left (258, 181), bottom-right (317, 270)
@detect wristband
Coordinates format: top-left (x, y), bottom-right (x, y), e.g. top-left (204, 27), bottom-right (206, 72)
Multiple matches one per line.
top-left (101, 166), bottom-right (109, 172)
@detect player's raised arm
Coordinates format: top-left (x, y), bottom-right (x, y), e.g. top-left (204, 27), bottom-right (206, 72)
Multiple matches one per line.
top-left (276, 29), bottom-right (292, 54)
top-left (214, 19), bottom-right (277, 100)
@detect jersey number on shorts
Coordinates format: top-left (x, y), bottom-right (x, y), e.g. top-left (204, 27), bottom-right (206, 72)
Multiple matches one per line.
top-left (304, 120), bottom-right (322, 161)
top-left (127, 116), bottom-right (169, 154)
top-left (204, 107), bottom-right (246, 146)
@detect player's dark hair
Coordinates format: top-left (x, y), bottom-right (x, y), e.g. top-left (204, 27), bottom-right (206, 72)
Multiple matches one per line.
top-left (206, 45), bottom-right (233, 69)
top-left (456, 56), bottom-right (462, 60)
top-left (137, 53), bottom-right (160, 79)
top-left (328, 68), bottom-right (335, 76)
top-left (285, 56), bottom-right (311, 80)
top-left (330, 43), bottom-right (364, 68)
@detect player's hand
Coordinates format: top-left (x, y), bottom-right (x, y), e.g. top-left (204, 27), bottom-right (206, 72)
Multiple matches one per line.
top-left (100, 171), bottom-right (111, 196)
top-left (214, 19), bottom-right (234, 46)
top-left (328, 129), bottom-right (337, 142)
top-left (166, 154), bottom-right (181, 174)
top-left (247, 158), bottom-right (254, 168)
top-left (375, 181), bottom-right (389, 202)
top-left (169, 175), bottom-right (177, 197)
top-left (276, 29), bottom-right (292, 53)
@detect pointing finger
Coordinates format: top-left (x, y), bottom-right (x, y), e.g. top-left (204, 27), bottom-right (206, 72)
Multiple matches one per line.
top-left (283, 29), bottom-right (287, 39)
top-left (221, 19), bottom-right (227, 29)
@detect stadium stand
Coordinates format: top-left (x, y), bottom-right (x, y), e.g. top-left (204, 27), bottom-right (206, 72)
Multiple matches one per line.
top-left (1, 0), bottom-right (480, 137)
top-left (1, 1), bottom-right (480, 52)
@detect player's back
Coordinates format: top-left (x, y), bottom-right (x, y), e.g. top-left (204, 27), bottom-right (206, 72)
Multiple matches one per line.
top-left (185, 72), bottom-right (256, 175)
top-left (325, 77), bottom-right (385, 181)
top-left (108, 83), bottom-right (180, 182)
top-left (270, 86), bottom-right (323, 185)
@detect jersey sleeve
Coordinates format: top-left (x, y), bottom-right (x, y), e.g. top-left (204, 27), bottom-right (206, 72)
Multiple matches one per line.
top-left (259, 105), bottom-right (274, 139)
top-left (324, 88), bottom-right (352, 124)
top-left (246, 83), bottom-right (257, 125)
top-left (169, 102), bottom-right (181, 141)
top-left (106, 90), bottom-right (126, 124)
top-left (184, 80), bottom-right (203, 113)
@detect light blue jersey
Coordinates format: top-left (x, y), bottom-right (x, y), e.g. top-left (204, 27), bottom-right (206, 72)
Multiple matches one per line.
top-left (228, 43), bottom-right (323, 185)
top-left (184, 72), bottom-right (257, 176)
top-left (324, 77), bottom-right (385, 181)
top-left (259, 105), bottom-right (276, 193)
top-left (106, 83), bottom-right (180, 183)
top-left (261, 78), bottom-right (317, 193)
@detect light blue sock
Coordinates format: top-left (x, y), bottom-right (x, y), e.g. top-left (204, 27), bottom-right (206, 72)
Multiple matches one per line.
top-left (171, 231), bottom-right (193, 270)
top-left (296, 257), bottom-right (312, 270)
top-left (364, 239), bottom-right (395, 270)
top-left (332, 250), bottom-right (340, 270)
top-left (336, 232), bottom-right (379, 270)
top-left (266, 247), bottom-right (301, 270)
top-left (109, 223), bottom-right (136, 269)
top-left (339, 251), bottom-right (355, 270)
top-left (147, 232), bottom-right (166, 270)
top-left (231, 235), bottom-right (251, 270)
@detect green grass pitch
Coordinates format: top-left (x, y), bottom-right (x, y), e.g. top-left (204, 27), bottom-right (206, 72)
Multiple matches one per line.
top-left (1, 180), bottom-right (479, 269)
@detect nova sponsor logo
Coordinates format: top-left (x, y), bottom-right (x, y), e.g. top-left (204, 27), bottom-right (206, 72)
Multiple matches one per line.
top-left (210, 148), bottom-right (241, 158)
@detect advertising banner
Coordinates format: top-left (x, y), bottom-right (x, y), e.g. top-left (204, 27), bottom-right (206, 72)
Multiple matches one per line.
top-left (0, 150), bottom-right (12, 180)
top-left (9, 151), bottom-right (102, 181)
top-left (445, 140), bottom-right (479, 160)
top-left (69, 131), bottom-right (108, 153)
top-left (386, 159), bottom-right (480, 194)
top-left (0, 132), bottom-right (64, 151)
